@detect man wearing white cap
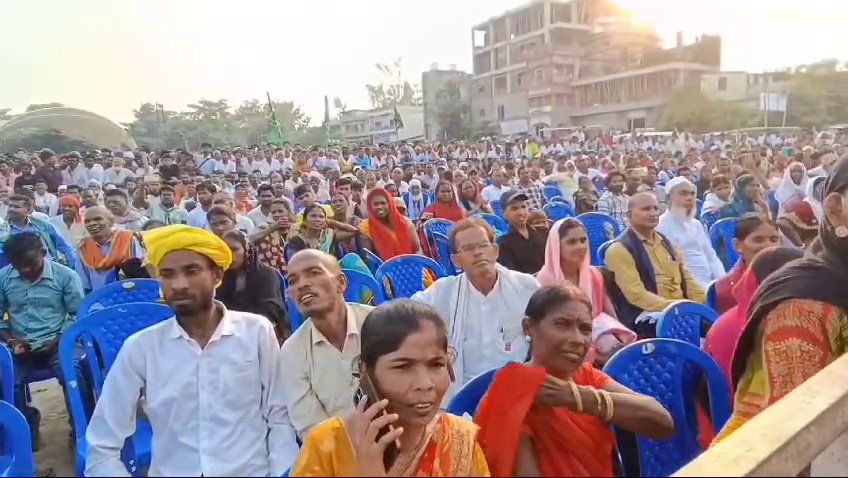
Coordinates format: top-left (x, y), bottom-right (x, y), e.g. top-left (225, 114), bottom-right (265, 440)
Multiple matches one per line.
top-left (656, 176), bottom-right (725, 288)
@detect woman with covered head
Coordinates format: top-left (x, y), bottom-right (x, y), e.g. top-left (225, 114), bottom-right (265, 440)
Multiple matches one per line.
top-left (359, 188), bottom-right (423, 261)
top-left (719, 174), bottom-right (768, 219)
top-left (536, 218), bottom-right (636, 364)
top-left (475, 285), bottom-right (674, 477)
top-left (773, 161), bottom-right (809, 212)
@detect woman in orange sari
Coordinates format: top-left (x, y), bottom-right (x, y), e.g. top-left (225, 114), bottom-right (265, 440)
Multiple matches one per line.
top-left (359, 188), bottom-right (423, 260)
top-left (290, 300), bottom-right (490, 477)
top-left (475, 285), bottom-right (674, 477)
top-left (421, 180), bottom-right (466, 223)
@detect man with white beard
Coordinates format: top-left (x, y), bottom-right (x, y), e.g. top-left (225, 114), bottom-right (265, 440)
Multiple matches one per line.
top-left (656, 176), bottom-right (725, 288)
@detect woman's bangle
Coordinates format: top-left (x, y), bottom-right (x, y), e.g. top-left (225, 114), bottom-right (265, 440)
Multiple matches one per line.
top-left (567, 381), bottom-right (583, 413)
top-left (601, 390), bottom-right (615, 421)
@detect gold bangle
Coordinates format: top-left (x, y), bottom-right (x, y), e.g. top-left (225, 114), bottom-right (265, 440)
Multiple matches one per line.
top-left (602, 390), bottom-right (615, 421)
top-left (591, 388), bottom-right (603, 417)
top-left (568, 380), bottom-right (583, 413)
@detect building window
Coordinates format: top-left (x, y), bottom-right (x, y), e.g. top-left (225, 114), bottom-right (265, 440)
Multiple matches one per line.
top-left (479, 108), bottom-right (486, 118)
top-left (516, 72), bottom-right (525, 86)
top-left (718, 77), bottom-right (728, 91)
top-left (494, 75), bottom-right (507, 92)
top-left (497, 105), bottom-right (505, 121)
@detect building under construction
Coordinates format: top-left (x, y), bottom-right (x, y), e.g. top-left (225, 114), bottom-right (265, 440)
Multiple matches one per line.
top-left (470, 0), bottom-right (721, 134)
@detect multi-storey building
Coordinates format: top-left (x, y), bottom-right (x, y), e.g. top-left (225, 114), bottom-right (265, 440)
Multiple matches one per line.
top-left (329, 106), bottom-right (425, 145)
top-left (422, 64), bottom-right (472, 140)
top-left (470, 0), bottom-right (721, 134)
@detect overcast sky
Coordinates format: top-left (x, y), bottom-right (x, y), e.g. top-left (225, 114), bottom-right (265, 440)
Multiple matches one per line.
top-left (2, 0), bottom-right (845, 124)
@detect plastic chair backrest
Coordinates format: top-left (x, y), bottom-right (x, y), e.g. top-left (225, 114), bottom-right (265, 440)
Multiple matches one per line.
top-left (0, 401), bottom-right (34, 477)
top-left (489, 200), bottom-right (503, 218)
top-left (602, 339), bottom-right (732, 477)
top-left (445, 368), bottom-right (499, 417)
top-left (578, 212), bottom-right (622, 266)
top-left (597, 239), bottom-right (615, 266)
top-left (0, 345), bottom-right (14, 404)
top-left (709, 218), bottom-right (739, 270)
top-left (475, 213), bottom-right (507, 235)
top-left (656, 300), bottom-right (719, 347)
top-left (704, 281), bottom-right (717, 312)
top-left (77, 279), bottom-right (161, 318)
top-left (58, 302), bottom-right (175, 452)
top-left (342, 269), bottom-right (386, 305)
top-left (362, 249), bottom-right (384, 275)
top-left (286, 297), bottom-right (303, 331)
top-left (550, 196), bottom-right (569, 205)
top-left (432, 232), bottom-right (458, 276)
top-left (375, 255), bottom-right (446, 299)
top-left (543, 185), bottom-right (562, 201)
top-left (422, 219), bottom-right (454, 242)
top-left (542, 202), bottom-right (575, 221)
top-left (695, 199), bottom-right (703, 218)
top-left (766, 190), bottom-right (779, 220)
top-left (699, 209), bottom-right (720, 232)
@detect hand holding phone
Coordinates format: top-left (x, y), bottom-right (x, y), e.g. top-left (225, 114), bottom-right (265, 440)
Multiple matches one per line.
top-left (347, 396), bottom-right (403, 476)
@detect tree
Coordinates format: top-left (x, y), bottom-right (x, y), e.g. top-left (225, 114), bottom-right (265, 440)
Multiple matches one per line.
top-left (0, 108), bottom-right (12, 122)
top-left (365, 58), bottom-right (422, 109)
top-left (433, 82), bottom-right (472, 140)
top-left (659, 84), bottom-right (758, 133)
top-left (784, 72), bottom-right (848, 127)
top-left (25, 102), bottom-right (65, 112)
top-left (333, 97), bottom-right (347, 117)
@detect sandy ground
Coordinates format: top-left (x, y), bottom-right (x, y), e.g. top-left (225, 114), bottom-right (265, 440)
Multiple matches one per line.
top-left (30, 380), bottom-right (75, 477)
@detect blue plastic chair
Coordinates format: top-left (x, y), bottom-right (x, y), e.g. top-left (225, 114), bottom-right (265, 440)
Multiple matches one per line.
top-left (375, 255), bottom-right (446, 299)
top-left (59, 302), bottom-right (175, 477)
top-left (343, 269), bottom-right (386, 305)
top-left (445, 368), bottom-right (498, 417)
top-left (286, 297), bottom-right (304, 331)
top-left (597, 239), bottom-right (615, 265)
top-left (695, 198), bottom-right (703, 218)
top-left (766, 190), bottom-right (779, 220)
top-left (656, 300), bottom-right (719, 347)
top-left (362, 249), bottom-right (384, 276)
top-left (0, 345), bottom-right (15, 404)
top-left (578, 212), bottom-right (622, 266)
top-left (550, 196), bottom-right (569, 205)
top-left (0, 401), bottom-right (34, 477)
top-left (543, 184), bottom-right (562, 202)
top-left (475, 213), bottom-right (507, 235)
top-left (77, 279), bottom-right (162, 318)
top-left (422, 219), bottom-right (454, 246)
top-left (432, 232), bottom-right (458, 276)
top-left (603, 339), bottom-right (732, 477)
top-left (705, 281), bottom-right (717, 312)
top-left (699, 209), bottom-right (720, 232)
top-left (542, 202), bottom-right (575, 221)
top-left (709, 218), bottom-right (739, 270)
top-left (489, 200), bottom-right (503, 218)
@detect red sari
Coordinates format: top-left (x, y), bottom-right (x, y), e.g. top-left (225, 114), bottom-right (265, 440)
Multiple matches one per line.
top-left (475, 362), bottom-right (615, 477)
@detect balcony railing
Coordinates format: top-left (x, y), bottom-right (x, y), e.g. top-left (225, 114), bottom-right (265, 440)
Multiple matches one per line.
top-left (673, 352), bottom-right (848, 477)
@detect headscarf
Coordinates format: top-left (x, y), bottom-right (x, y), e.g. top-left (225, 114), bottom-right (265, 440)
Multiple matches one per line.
top-left (457, 178), bottom-right (483, 212)
top-left (804, 175), bottom-right (827, 221)
top-left (779, 199), bottom-right (819, 236)
top-left (142, 224), bottom-right (232, 273)
top-left (427, 180), bottom-right (465, 222)
top-left (365, 188), bottom-right (415, 260)
top-left (58, 195), bottom-right (82, 222)
top-left (774, 162), bottom-right (808, 207)
top-left (408, 179), bottom-right (423, 199)
top-left (719, 174), bottom-right (757, 219)
top-left (731, 157), bottom-right (848, 387)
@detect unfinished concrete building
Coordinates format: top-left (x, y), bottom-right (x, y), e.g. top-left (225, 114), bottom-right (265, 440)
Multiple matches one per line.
top-left (470, 0), bottom-right (721, 134)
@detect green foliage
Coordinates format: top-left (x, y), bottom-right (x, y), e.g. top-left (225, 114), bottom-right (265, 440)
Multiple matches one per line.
top-left (24, 102), bottom-right (65, 112)
top-left (659, 84), bottom-right (759, 133)
top-left (433, 82), bottom-right (472, 140)
top-left (0, 108), bottom-right (12, 122)
top-left (365, 58), bottom-right (422, 109)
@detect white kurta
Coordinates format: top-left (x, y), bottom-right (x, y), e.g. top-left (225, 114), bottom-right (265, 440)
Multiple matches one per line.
top-left (657, 211), bottom-right (726, 288)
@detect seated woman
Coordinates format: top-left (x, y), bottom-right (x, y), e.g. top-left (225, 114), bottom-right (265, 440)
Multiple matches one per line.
top-left (233, 183), bottom-right (254, 214)
top-left (290, 300), bottom-right (490, 477)
top-left (457, 178), bottom-right (492, 216)
top-left (359, 188), bottom-right (423, 260)
top-left (217, 230), bottom-right (289, 340)
top-left (250, 198), bottom-right (291, 274)
top-left (286, 204), bottom-right (359, 258)
top-left (776, 199), bottom-right (819, 248)
top-left (719, 174), bottom-right (768, 219)
top-left (475, 285), bottom-right (674, 477)
top-left (701, 174), bottom-right (732, 216)
top-left (704, 246), bottom-right (804, 393)
top-left (536, 218), bottom-right (637, 364)
top-left (712, 215), bottom-right (781, 315)
top-left (330, 191), bottom-right (362, 255)
top-left (421, 180), bottom-right (466, 223)
top-left (573, 176), bottom-right (599, 215)
top-left (774, 161), bottom-right (808, 214)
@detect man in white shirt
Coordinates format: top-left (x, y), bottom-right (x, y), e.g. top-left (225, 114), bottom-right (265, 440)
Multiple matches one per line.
top-left (656, 177), bottom-right (725, 288)
top-left (480, 168), bottom-right (511, 203)
top-left (85, 225), bottom-right (298, 477)
top-left (411, 218), bottom-right (539, 402)
top-left (280, 250), bottom-right (373, 437)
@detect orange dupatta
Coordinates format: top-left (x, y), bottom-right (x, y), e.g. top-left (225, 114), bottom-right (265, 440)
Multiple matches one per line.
top-left (475, 362), bottom-right (615, 477)
top-left (364, 188), bottom-right (415, 260)
top-left (78, 229), bottom-right (136, 271)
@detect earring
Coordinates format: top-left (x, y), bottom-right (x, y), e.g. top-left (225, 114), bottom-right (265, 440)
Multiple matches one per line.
top-left (837, 226), bottom-right (848, 238)
top-left (524, 335), bottom-right (531, 342)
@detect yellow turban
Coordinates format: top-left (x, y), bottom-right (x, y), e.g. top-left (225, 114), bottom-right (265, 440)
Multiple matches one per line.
top-left (141, 224), bottom-right (232, 272)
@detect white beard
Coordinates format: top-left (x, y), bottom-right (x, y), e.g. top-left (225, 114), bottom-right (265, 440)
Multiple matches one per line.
top-left (669, 204), bottom-right (696, 222)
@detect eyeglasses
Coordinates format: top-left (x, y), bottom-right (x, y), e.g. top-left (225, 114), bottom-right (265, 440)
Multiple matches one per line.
top-left (456, 242), bottom-right (494, 254)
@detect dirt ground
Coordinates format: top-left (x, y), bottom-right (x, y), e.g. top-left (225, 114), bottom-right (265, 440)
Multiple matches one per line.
top-left (30, 380), bottom-right (75, 477)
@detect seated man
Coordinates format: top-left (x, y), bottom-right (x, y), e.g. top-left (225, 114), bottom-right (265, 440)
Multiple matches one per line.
top-left (656, 177), bottom-right (725, 288)
top-left (497, 190), bottom-right (547, 274)
top-left (85, 225), bottom-right (298, 477)
top-left (605, 193), bottom-right (705, 338)
top-left (413, 218), bottom-right (539, 402)
top-left (280, 249), bottom-right (373, 438)
top-left (0, 194), bottom-right (77, 270)
top-left (0, 232), bottom-right (86, 451)
top-left (76, 206), bottom-right (147, 293)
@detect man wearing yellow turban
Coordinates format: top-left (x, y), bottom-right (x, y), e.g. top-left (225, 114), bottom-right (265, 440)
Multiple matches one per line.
top-left (85, 224), bottom-right (300, 477)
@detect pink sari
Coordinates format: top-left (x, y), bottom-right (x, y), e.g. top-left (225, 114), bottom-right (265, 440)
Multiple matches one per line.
top-left (536, 218), bottom-right (637, 362)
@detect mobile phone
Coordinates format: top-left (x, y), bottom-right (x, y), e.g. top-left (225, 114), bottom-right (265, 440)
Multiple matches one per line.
top-left (355, 374), bottom-right (400, 462)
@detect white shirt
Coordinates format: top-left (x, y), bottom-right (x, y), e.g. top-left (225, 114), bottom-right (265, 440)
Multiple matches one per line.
top-left (657, 209), bottom-right (726, 288)
top-left (480, 184), bottom-right (510, 203)
top-left (85, 307), bottom-right (298, 477)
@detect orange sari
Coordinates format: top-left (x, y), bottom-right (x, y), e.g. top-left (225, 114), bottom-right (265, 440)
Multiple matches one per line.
top-left (78, 229), bottom-right (136, 271)
top-left (475, 362), bottom-right (615, 477)
top-left (290, 413), bottom-right (490, 477)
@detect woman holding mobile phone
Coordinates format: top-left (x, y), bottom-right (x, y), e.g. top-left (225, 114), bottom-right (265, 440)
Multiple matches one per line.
top-left (290, 300), bottom-right (490, 477)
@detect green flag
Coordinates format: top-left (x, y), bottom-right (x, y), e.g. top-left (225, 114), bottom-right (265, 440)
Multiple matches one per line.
top-left (393, 106), bottom-right (404, 130)
top-left (266, 91), bottom-right (283, 146)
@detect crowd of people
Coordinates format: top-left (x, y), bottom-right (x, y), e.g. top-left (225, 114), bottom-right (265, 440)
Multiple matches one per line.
top-left (0, 127), bottom-right (844, 476)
